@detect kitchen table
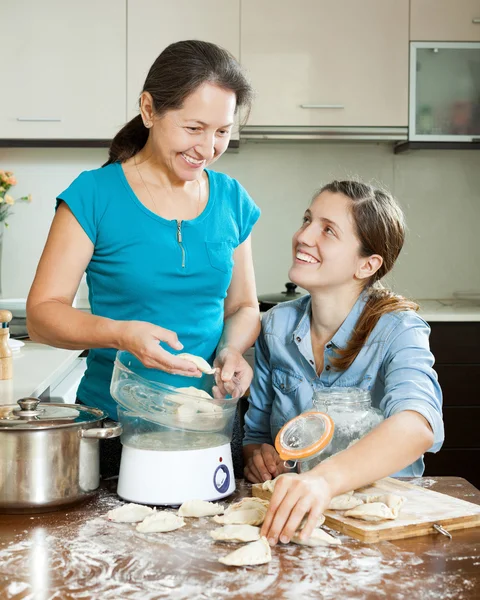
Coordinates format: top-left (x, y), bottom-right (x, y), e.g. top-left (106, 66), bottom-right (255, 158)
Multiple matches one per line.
top-left (0, 477), bottom-right (478, 600)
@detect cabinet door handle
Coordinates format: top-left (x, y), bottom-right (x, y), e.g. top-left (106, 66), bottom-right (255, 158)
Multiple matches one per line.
top-left (17, 117), bottom-right (62, 122)
top-left (472, 18), bottom-right (480, 23)
top-left (300, 104), bottom-right (345, 109)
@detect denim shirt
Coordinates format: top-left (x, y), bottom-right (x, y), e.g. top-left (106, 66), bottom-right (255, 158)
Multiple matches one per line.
top-left (243, 293), bottom-right (444, 477)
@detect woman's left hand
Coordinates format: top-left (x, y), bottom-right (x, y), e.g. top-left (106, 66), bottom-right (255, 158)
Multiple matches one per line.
top-left (214, 347), bottom-right (253, 396)
top-left (260, 472), bottom-right (333, 546)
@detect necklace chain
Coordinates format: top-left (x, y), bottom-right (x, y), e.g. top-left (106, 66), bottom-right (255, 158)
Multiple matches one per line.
top-left (133, 154), bottom-right (202, 218)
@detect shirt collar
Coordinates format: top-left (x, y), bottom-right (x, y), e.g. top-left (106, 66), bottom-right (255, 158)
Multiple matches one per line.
top-left (292, 291), bottom-right (369, 349)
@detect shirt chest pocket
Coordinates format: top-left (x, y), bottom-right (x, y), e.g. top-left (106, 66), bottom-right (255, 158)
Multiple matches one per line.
top-left (271, 368), bottom-right (304, 428)
top-left (205, 241), bottom-right (234, 274)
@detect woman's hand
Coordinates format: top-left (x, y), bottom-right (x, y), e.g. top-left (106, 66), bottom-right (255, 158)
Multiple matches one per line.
top-left (118, 320), bottom-right (202, 376)
top-left (243, 443), bottom-right (289, 483)
top-left (214, 347), bottom-right (253, 396)
top-left (261, 473), bottom-right (333, 546)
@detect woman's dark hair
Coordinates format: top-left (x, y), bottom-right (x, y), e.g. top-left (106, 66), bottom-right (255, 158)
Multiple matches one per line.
top-left (104, 40), bottom-right (253, 166)
top-left (317, 181), bottom-right (419, 371)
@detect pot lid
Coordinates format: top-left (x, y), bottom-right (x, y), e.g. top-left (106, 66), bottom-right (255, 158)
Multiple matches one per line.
top-left (258, 282), bottom-right (303, 304)
top-left (0, 398), bottom-right (105, 430)
top-left (275, 411), bottom-right (334, 460)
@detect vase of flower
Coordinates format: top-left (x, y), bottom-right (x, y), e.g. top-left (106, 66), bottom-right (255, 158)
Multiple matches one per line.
top-left (0, 170), bottom-right (32, 297)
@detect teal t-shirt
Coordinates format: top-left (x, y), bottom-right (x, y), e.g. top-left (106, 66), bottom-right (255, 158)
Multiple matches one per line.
top-left (57, 162), bottom-right (261, 419)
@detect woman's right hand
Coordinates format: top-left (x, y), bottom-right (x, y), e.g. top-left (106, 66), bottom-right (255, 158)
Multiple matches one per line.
top-left (117, 320), bottom-right (202, 376)
top-left (244, 443), bottom-right (289, 483)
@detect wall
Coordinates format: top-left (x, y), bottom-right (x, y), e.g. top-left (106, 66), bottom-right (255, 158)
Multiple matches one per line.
top-left (1, 142), bottom-right (479, 301)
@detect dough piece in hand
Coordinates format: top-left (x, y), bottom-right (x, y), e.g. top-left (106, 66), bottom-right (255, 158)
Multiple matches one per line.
top-left (178, 499), bottom-right (224, 518)
top-left (210, 524), bottom-right (261, 543)
top-left (262, 472), bottom-right (298, 494)
top-left (292, 527), bottom-right (342, 547)
top-left (107, 503), bottom-right (154, 523)
top-left (218, 537), bottom-right (272, 567)
top-left (136, 511), bottom-right (185, 533)
top-left (298, 514), bottom-right (325, 530)
top-left (177, 353), bottom-right (216, 375)
top-left (344, 501), bottom-right (397, 522)
top-left (328, 492), bottom-right (364, 511)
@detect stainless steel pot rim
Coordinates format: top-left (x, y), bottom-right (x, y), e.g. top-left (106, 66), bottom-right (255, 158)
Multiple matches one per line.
top-left (0, 402), bottom-right (106, 430)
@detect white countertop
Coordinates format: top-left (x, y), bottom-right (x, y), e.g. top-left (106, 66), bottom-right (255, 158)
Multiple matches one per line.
top-left (0, 342), bottom-right (83, 406)
top-left (416, 299), bottom-right (480, 322)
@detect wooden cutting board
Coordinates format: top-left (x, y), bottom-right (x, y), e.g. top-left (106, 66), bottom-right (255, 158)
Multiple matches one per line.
top-left (253, 477), bottom-right (480, 543)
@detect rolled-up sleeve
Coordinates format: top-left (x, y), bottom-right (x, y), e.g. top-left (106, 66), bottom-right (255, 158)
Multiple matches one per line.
top-left (380, 314), bottom-right (444, 453)
top-left (243, 326), bottom-right (275, 446)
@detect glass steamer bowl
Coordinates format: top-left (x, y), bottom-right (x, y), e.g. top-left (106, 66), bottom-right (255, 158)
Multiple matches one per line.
top-left (110, 351), bottom-right (242, 505)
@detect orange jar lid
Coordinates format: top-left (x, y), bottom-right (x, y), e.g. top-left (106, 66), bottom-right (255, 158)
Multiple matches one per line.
top-left (275, 411), bottom-right (334, 461)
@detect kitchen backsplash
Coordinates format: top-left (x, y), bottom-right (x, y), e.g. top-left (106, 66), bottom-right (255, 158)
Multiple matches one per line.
top-left (1, 142), bottom-right (479, 300)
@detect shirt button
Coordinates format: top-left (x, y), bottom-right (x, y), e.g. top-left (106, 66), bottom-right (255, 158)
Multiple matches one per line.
top-left (296, 337), bottom-right (301, 343)
top-left (326, 344), bottom-right (332, 349)
top-left (325, 365), bottom-right (331, 371)
top-left (309, 360), bottom-right (314, 365)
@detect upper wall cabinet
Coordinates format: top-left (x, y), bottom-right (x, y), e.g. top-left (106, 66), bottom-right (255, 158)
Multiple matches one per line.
top-left (240, 0), bottom-right (409, 129)
top-left (127, 0), bottom-right (240, 134)
top-left (411, 0), bottom-right (480, 42)
top-left (0, 0), bottom-right (126, 140)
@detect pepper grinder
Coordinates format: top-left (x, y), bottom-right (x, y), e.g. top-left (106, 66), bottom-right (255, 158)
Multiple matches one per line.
top-left (0, 310), bottom-right (13, 380)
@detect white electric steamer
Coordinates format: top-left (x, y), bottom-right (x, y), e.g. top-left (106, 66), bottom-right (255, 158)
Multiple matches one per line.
top-left (110, 351), bottom-right (240, 505)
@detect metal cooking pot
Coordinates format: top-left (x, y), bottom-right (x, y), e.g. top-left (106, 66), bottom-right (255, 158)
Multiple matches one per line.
top-left (258, 282), bottom-right (304, 311)
top-left (0, 398), bottom-right (122, 513)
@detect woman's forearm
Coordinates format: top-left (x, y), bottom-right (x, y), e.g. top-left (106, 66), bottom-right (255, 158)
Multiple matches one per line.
top-left (217, 306), bottom-right (261, 355)
top-left (311, 411), bottom-right (434, 497)
top-left (27, 300), bottom-right (122, 350)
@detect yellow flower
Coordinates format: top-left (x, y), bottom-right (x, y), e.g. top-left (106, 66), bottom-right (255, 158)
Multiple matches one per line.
top-left (27, 194), bottom-right (32, 202)
top-left (4, 194), bottom-right (15, 205)
top-left (0, 186), bottom-right (4, 193)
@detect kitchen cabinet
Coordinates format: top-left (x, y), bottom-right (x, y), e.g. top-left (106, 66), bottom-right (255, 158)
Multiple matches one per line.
top-left (127, 0), bottom-right (240, 140)
top-left (0, 0), bottom-right (126, 140)
top-left (424, 322), bottom-right (480, 488)
top-left (409, 42), bottom-right (480, 142)
top-left (411, 0), bottom-right (480, 42)
top-left (240, 0), bottom-right (409, 129)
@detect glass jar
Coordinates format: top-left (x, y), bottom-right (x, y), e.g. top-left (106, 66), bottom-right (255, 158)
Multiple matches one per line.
top-left (312, 387), bottom-right (384, 465)
top-left (274, 411), bottom-right (335, 473)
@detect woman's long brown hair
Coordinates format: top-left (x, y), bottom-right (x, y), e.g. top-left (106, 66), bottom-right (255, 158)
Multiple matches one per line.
top-left (319, 181), bottom-right (419, 371)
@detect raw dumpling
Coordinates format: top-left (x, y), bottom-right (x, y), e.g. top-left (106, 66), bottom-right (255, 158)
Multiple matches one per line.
top-left (170, 387), bottom-right (222, 415)
top-left (210, 524), bottom-right (261, 543)
top-left (213, 497), bottom-right (269, 526)
top-left (262, 472), bottom-right (298, 493)
top-left (213, 508), bottom-right (266, 526)
top-left (178, 499), bottom-right (224, 517)
top-left (177, 353), bottom-right (216, 375)
top-left (174, 386), bottom-right (213, 400)
top-left (136, 511), bottom-right (185, 533)
top-left (107, 503), bottom-right (154, 523)
top-left (291, 527), bottom-right (342, 547)
top-left (298, 514), bottom-right (325, 529)
top-left (328, 492), bottom-right (364, 511)
top-left (218, 537), bottom-right (272, 566)
top-left (344, 501), bottom-right (398, 522)
top-left (357, 493), bottom-right (405, 517)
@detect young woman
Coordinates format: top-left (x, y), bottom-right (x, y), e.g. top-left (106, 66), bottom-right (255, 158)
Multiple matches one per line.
top-left (27, 40), bottom-right (261, 476)
top-left (242, 180), bottom-right (443, 546)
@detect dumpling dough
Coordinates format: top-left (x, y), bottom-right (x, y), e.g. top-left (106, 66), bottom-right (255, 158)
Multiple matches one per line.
top-left (107, 503), bottom-right (154, 523)
top-left (218, 537), bottom-right (272, 566)
top-left (170, 387), bottom-right (222, 416)
top-left (213, 498), bottom-right (269, 526)
top-left (178, 499), bottom-right (224, 517)
top-left (298, 514), bottom-right (325, 529)
top-left (328, 492), bottom-right (364, 511)
top-left (292, 527), bottom-right (342, 547)
top-left (210, 524), bottom-right (261, 543)
top-left (262, 472), bottom-right (298, 494)
top-left (344, 501), bottom-right (398, 522)
top-left (357, 493), bottom-right (405, 517)
top-left (136, 511), bottom-right (185, 533)
top-left (177, 354), bottom-right (216, 375)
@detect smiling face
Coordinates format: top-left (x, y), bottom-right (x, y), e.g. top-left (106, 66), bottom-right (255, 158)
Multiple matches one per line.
top-left (142, 82), bottom-right (236, 182)
top-left (288, 191), bottom-right (382, 294)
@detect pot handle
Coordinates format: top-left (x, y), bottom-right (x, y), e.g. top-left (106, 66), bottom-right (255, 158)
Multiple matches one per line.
top-left (79, 420), bottom-right (122, 439)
